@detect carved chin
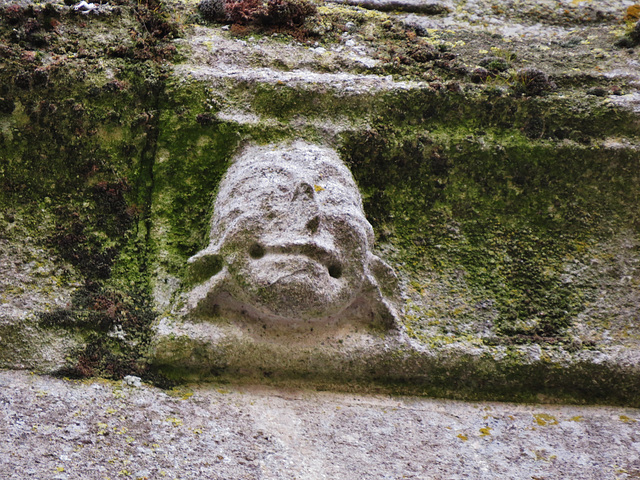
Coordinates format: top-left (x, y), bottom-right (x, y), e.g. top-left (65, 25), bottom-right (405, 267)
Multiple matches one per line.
top-left (233, 255), bottom-right (361, 320)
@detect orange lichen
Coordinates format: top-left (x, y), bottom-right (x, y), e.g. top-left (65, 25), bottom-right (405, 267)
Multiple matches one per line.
top-left (624, 4), bottom-right (640, 21)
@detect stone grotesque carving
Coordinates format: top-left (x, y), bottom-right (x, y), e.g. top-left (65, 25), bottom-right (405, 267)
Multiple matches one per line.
top-left (187, 142), bottom-right (398, 328)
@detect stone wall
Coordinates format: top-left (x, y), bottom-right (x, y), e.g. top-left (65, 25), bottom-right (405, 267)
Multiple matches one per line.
top-left (1, 0), bottom-right (639, 405)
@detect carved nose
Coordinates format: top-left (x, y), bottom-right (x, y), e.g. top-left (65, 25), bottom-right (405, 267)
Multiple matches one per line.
top-left (292, 182), bottom-right (321, 234)
top-left (305, 215), bottom-right (320, 234)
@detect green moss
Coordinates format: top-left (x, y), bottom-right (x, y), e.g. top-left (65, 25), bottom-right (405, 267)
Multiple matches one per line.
top-left (152, 334), bottom-right (640, 406)
top-left (40, 285), bottom-right (157, 379)
top-left (341, 100), bottom-right (640, 339)
top-left (150, 82), bottom-right (239, 277)
top-left (0, 0), bottom-right (182, 380)
top-left (249, 82), bottom-right (371, 122)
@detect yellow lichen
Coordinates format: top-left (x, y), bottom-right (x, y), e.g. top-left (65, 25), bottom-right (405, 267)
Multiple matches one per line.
top-left (97, 422), bottom-right (109, 435)
top-left (166, 417), bottom-right (183, 427)
top-left (533, 413), bottom-right (558, 426)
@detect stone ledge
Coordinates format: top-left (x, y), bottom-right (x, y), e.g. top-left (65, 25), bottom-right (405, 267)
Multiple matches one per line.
top-left (0, 369), bottom-right (638, 479)
top-left (328, 0), bottom-right (453, 15)
top-left (151, 317), bottom-right (640, 406)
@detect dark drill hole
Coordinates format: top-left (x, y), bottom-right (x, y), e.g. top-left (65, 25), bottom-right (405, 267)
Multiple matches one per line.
top-left (328, 263), bottom-right (342, 279)
top-left (305, 216), bottom-right (319, 234)
top-left (249, 243), bottom-right (265, 259)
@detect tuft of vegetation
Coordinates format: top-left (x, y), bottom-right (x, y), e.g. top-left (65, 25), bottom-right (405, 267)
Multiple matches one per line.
top-left (614, 19), bottom-right (640, 48)
top-left (260, 0), bottom-right (317, 28)
top-left (225, 0), bottom-right (265, 25)
top-left (513, 68), bottom-right (555, 96)
top-left (478, 56), bottom-right (511, 73)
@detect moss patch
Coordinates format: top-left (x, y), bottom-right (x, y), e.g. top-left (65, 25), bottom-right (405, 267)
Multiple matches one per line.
top-left (340, 92), bottom-right (640, 340)
top-left (0, 0), bottom-right (182, 380)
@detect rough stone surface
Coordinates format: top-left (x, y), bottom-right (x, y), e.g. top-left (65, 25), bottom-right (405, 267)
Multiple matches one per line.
top-left (0, 370), bottom-right (639, 479)
top-left (0, 236), bottom-right (83, 371)
top-left (148, 0), bottom-right (640, 402)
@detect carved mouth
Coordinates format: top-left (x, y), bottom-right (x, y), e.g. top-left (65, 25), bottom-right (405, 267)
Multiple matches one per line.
top-left (250, 241), bottom-right (343, 280)
top-left (267, 266), bottom-right (315, 286)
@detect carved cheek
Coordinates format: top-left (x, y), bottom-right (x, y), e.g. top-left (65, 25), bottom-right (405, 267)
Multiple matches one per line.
top-left (219, 228), bottom-right (263, 273)
top-left (325, 217), bottom-right (369, 265)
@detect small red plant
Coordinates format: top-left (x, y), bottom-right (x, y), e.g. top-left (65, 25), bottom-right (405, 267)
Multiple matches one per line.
top-left (225, 0), bottom-right (264, 25)
top-left (200, 0), bottom-right (317, 30)
top-left (260, 0), bottom-right (317, 28)
top-left (3, 4), bottom-right (24, 25)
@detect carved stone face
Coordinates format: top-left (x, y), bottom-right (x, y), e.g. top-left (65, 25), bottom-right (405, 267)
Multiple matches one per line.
top-left (188, 142), bottom-right (396, 325)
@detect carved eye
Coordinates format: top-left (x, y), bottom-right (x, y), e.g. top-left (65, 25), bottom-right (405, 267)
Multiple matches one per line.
top-left (249, 243), bottom-right (265, 259)
top-left (293, 182), bottom-right (315, 201)
top-left (328, 263), bottom-right (342, 279)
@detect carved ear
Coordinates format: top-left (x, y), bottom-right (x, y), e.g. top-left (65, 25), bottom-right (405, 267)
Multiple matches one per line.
top-left (185, 251), bottom-right (228, 317)
top-left (186, 264), bottom-right (231, 317)
top-left (367, 253), bottom-right (400, 299)
top-left (356, 253), bottom-right (401, 331)
top-left (187, 251), bottom-right (223, 285)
